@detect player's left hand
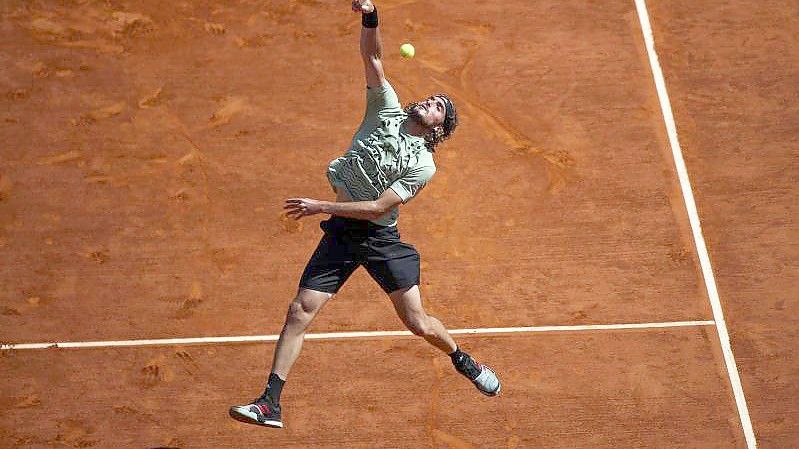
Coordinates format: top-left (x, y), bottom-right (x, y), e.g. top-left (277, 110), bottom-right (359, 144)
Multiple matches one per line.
top-left (351, 0), bottom-right (374, 13)
top-left (284, 198), bottom-right (324, 219)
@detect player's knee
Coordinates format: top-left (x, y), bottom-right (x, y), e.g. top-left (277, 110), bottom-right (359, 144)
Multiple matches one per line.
top-left (286, 300), bottom-right (312, 327)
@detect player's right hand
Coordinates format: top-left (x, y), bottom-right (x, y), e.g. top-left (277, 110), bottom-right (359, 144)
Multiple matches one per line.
top-left (351, 0), bottom-right (375, 14)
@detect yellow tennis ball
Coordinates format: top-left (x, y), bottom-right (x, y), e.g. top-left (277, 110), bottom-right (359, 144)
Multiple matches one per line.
top-left (400, 43), bottom-right (415, 59)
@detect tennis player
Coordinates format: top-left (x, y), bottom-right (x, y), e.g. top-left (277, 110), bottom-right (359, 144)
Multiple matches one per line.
top-left (230, 0), bottom-right (501, 428)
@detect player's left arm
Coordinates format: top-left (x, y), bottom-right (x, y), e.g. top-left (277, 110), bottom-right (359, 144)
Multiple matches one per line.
top-left (284, 188), bottom-right (402, 221)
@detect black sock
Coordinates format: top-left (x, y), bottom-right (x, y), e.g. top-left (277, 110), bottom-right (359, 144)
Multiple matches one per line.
top-left (265, 372), bottom-right (285, 404)
top-left (449, 346), bottom-right (463, 364)
top-left (449, 347), bottom-right (467, 365)
top-left (449, 347), bottom-right (480, 379)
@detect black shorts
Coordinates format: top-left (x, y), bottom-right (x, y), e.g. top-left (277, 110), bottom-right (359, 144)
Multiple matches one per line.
top-left (299, 216), bottom-right (421, 294)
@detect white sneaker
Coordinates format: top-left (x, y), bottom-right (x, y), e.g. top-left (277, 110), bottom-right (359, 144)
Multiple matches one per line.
top-left (472, 363), bottom-right (501, 396)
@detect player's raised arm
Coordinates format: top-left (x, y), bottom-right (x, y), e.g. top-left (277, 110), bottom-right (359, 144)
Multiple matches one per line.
top-left (352, 0), bottom-right (386, 88)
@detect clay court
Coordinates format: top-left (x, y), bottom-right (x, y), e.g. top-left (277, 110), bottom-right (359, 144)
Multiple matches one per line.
top-left (1, 0), bottom-right (797, 448)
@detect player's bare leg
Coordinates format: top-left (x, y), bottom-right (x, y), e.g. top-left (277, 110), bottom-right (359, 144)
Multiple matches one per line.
top-left (229, 288), bottom-right (333, 428)
top-left (271, 288), bottom-right (334, 378)
top-left (389, 285), bottom-right (501, 396)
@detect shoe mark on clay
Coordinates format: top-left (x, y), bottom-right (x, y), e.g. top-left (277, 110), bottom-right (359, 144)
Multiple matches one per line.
top-left (36, 150), bottom-right (84, 166)
top-left (1, 296), bottom-right (47, 318)
top-left (4, 87), bottom-right (30, 102)
top-left (138, 87), bottom-right (164, 109)
top-left (140, 354), bottom-right (176, 388)
top-left (2, 306), bottom-right (22, 316)
top-left (208, 97), bottom-right (248, 128)
top-left (3, 431), bottom-right (47, 447)
top-left (41, 61), bottom-right (75, 78)
top-left (53, 419), bottom-right (98, 448)
top-left (20, 60), bottom-right (74, 79)
top-left (140, 152), bottom-right (170, 165)
top-left (174, 294), bottom-right (203, 319)
top-left (291, 29), bottom-right (317, 41)
top-left (204, 22), bottom-right (226, 36)
top-left (28, 16), bottom-right (123, 54)
top-left (158, 281), bottom-right (204, 319)
top-left (72, 101), bottom-right (127, 126)
top-left (30, 61), bottom-right (51, 78)
top-left (14, 393), bottom-right (42, 409)
top-left (113, 405), bottom-right (158, 424)
top-left (667, 245), bottom-right (691, 266)
top-left (110, 12), bottom-right (155, 39)
top-left (571, 302), bottom-right (598, 322)
top-left (25, 7), bottom-right (154, 54)
top-left (175, 349), bottom-right (199, 375)
top-left (431, 429), bottom-right (476, 449)
top-left (36, 150), bottom-right (113, 184)
top-left (169, 187), bottom-right (191, 202)
top-left (83, 170), bottom-right (112, 184)
top-left (234, 32), bottom-right (274, 48)
top-left (79, 150), bottom-right (162, 186)
top-left (85, 249), bottom-right (109, 264)
top-left (80, 154), bottom-right (116, 184)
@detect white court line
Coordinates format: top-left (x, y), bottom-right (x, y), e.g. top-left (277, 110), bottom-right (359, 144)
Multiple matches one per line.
top-left (0, 320), bottom-right (714, 350)
top-left (633, 1), bottom-right (757, 448)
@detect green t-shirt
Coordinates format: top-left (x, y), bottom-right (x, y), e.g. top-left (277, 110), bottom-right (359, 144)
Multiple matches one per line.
top-left (327, 82), bottom-right (436, 226)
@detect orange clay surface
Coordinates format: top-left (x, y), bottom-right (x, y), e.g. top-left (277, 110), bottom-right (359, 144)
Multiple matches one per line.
top-left (0, 0), bottom-right (795, 448)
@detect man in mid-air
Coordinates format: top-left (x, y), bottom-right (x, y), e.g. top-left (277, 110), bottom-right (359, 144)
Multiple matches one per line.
top-left (229, 0), bottom-right (501, 429)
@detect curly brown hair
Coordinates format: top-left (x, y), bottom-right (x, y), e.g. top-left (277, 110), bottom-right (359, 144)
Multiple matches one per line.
top-left (404, 93), bottom-right (458, 152)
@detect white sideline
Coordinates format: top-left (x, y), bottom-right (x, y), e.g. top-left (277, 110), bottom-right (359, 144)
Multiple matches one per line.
top-left (633, 1), bottom-right (757, 448)
top-left (0, 320), bottom-right (714, 350)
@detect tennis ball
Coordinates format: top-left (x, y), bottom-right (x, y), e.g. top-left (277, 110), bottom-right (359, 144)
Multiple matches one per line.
top-left (400, 43), bottom-right (415, 59)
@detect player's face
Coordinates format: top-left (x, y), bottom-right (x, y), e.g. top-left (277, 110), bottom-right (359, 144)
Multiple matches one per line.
top-left (411, 95), bottom-right (447, 129)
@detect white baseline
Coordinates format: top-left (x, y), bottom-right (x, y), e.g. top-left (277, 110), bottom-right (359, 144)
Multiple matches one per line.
top-left (0, 320), bottom-right (714, 350)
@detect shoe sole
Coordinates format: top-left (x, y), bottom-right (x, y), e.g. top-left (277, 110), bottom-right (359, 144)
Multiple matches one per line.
top-left (229, 406), bottom-right (284, 428)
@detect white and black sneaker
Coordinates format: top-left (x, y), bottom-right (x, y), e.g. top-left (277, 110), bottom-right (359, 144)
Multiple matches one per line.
top-left (453, 353), bottom-right (501, 397)
top-left (229, 393), bottom-right (283, 428)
